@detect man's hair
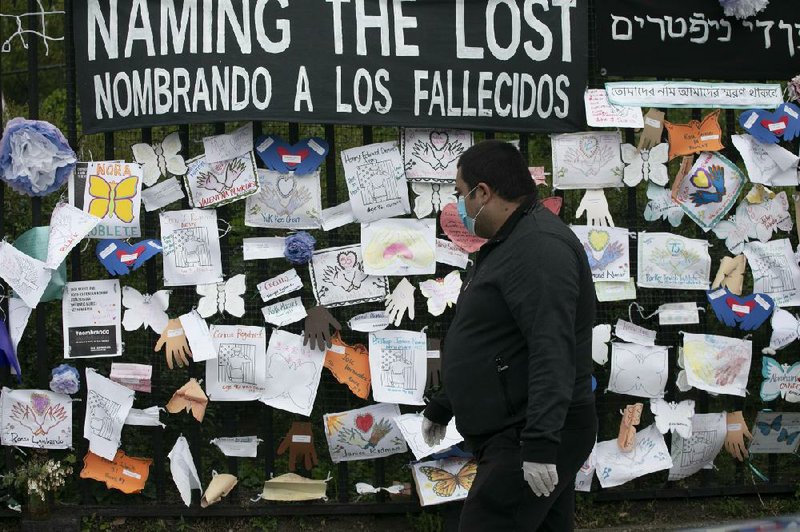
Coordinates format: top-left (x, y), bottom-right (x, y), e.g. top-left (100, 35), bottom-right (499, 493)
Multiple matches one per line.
top-left (457, 140), bottom-right (537, 201)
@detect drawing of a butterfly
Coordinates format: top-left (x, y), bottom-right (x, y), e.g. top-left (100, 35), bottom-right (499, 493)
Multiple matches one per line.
top-left (131, 132), bottom-right (188, 186)
top-left (778, 427), bottom-right (800, 445)
top-left (419, 459), bottom-right (477, 498)
top-left (756, 414), bottom-right (782, 436)
top-left (87, 175), bottom-right (139, 222)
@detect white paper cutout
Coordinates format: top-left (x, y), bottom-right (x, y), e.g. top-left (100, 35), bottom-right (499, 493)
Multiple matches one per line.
top-left (62, 279), bottom-right (122, 359)
top-left (651, 399), bottom-right (695, 439)
top-left (348, 311), bottom-right (391, 332)
top-left (595, 424), bottom-right (673, 488)
top-left (179, 310), bottom-right (216, 362)
top-left (45, 203), bottom-right (99, 269)
top-left (242, 237), bottom-right (286, 260)
top-left (356, 483), bottom-right (404, 495)
top-left (764, 308), bottom-right (800, 354)
top-left (369, 330), bottom-right (427, 406)
top-left (419, 271), bottom-right (462, 317)
top-left (84, 369), bottom-right (134, 460)
top-left (637, 232), bottom-right (711, 290)
top-left (680, 333), bottom-right (752, 397)
top-left (412, 456), bottom-right (476, 506)
top-left (160, 209), bottom-right (222, 286)
top-left (261, 297), bottom-right (307, 327)
top-left (592, 324), bottom-right (611, 365)
top-left (0, 242), bottom-right (51, 308)
top-left (551, 131), bottom-right (624, 190)
top-left (435, 239), bottom-right (469, 269)
top-left (401, 128), bottom-right (472, 183)
top-left (169, 435), bottom-right (203, 506)
top-left (258, 269), bottom-right (303, 303)
top-left (245, 169), bottom-right (322, 229)
top-left (323, 403), bottom-right (407, 463)
top-left (731, 134), bottom-right (800, 187)
top-left (760, 357), bottom-right (800, 402)
top-left (614, 319), bottom-right (656, 346)
top-left (607, 343), bottom-right (668, 398)
top-left (141, 176), bottom-right (186, 212)
top-left (121, 287), bottom-right (170, 334)
top-left (575, 189), bottom-right (615, 227)
top-left (196, 274), bottom-right (246, 318)
top-left (361, 218), bottom-right (436, 276)
top-left (125, 406), bottom-right (165, 428)
top-left (643, 183), bottom-right (684, 227)
top-left (657, 302), bottom-right (701, 326)
top-left (412, 183), bottom-right (457, 218)
top-left (110, 363), bottom-right (152, 393)
top-left (667, 413), bottom-right (726, 481)
top-left (8, 297), bottom-right (31, 353)
top-left (131, 131), bottom-right (188, 186)
top-left (185, 152), bottom-right (259, 209)
top-left (210, 436), bottom-right (261, 458)
top-left (584, 89), bottom-right (644, 128)
top-left (571, 226), bottom-right (630, 282)
top-left (394, 413), bottom-right (463, 461)
top-left (205, 325), bottom-right (267, 401)
top-left (0, 387), bottom-right (72, 449)
top-left (595, 280), bottom-right (637, 302)
top-left (321, 201), bottom-right (356, 231)
top-left (621, 143), bottom-right (669, 187)
top-left (385, 278), bottom-right (416, 326)
top-left (713, 192), bottom-right (793, 254)
top-left (341, 141), bottom-right (411, 222)
top-left (309, 244), bottom-right (389, 308)
top-left (749, 412), bottom-right (800, 454)
top-left (606, 81), bottom-right (783, 108)
top-left (743, 239), bottom-right (800, 307)
top-left (260, 330), bottom-right (325, 417)
top-left (575, 445), bottom-right (596, 493)
top-left (202, 123), bottom-right (253, 163)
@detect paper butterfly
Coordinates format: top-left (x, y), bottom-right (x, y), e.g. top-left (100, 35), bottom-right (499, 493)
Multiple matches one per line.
top-left (87, 174), bottom-right (139, 222)
top-left (592, 324), bottom-right (611, 365)
top-left (760, 357), bottom-right (800, 402)
top-left (121, 286), bottom-right (170, 333)
top-left (131, 132), bottom-right (188, 187)
top-left (663, 110), bottom-right (724, 160)
top-left (608, 344), bottom-right (668, 398)
top-left (255, 135), bottom-right (329, 175)
top-left (706, 288), bottom-right (774, 332)
top-left (96, 239), bottom-right (162, 276)
top-left (739, 103), bottom-right (800, 144)
top-left (763, 308), bottom-right (800, 355)
top-left (196, 274), bottom-right (246, 318)
top-left (418, 459), bottom-right (477, 498)
top-left (419, 271), bottom-right (462, 317)
top-left (620, 143), bottom-right (669, 187)
top-left (650, 398), bottom-right (695, 439)
top-left (411, 182), bottom-right (456, 219)
top-left (643, 183), bottom-right (684, 228)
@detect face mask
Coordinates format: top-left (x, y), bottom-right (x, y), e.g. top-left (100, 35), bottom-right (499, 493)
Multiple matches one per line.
top-left (457, 185), bottom-right (485, 235)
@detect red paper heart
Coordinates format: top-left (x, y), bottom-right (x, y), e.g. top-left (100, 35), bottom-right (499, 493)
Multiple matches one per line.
top-left (277, 147), bottom-right (309, 169)
top-left (440, 203), bottom-right (487, 253)
top-left (117, 245), bottom-right (145, 265)
top-left (726, 297), bottom-right (755, 317)
top-left (355, 413), bottom-right (374, 433)
top-left (761, 116), bottom-right (788, 134)
top-left (541, 197), bottom-right (562, 216)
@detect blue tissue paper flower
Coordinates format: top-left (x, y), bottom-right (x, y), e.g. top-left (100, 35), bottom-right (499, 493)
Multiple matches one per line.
top-left (284, 231), bottom-right (316, 265)
top-left (50, 364), bottom-right (80, 395)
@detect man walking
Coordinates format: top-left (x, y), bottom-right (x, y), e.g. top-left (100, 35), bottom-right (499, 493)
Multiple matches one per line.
top-left (423, 140), bottom-right (597, 531)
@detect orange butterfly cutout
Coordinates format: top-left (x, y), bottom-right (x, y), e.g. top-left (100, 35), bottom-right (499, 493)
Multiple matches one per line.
top-left (663, 110), bottom-right (724, 161)
top-left (419, 459), bottom-right (477, 498)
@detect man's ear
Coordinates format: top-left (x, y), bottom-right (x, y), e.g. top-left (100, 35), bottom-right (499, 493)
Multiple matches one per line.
top-left (476, 182), bottom-right (492, 202)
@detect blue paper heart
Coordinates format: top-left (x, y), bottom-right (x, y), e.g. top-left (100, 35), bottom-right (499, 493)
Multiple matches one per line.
top-left (255, 135), bottom-right (329, 175)
top-left (96, 239), bottom-right (162, 276)
top-left (738, 103), bottom-right (800, 144)
top-left (706, 287), bottom-right (774, 331)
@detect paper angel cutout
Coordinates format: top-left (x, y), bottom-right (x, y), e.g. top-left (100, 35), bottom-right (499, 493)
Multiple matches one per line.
top-left (255, 135), bottom-right (329, 175)
top-left (196, 274), bottom-right (245, 318)
top-left (166, 379), bottom-right (208, 422)
top-left (419, 271), bottom-right (462, 317)
top-left (592, 324), bottom-right (611, 365)
top-left (621, 143), bottom-right (669, 187)
top-left (411, 183), bottom-right (456, 219)
top-left (201, 472), bottom-right (238, 508)
top-left (169, 435), bottom-right (202, 507)
top-left (650, 399), bottom-right (695, 439)
top-left (643, 183), bottom-right (684, 227)
top-left (763, 309), bottom-right (800, 354)
top-left (707, 288), bottom-right (774, 331)
top-left (96, 239), bottom-right (162, 276)
top-left (739, 103), bottom-right (800, 144)
top-left (131, 131), bottom-right (188, 186)
top-left (711, 255), bottom-right (746, 296)
top-left (121, 286), bottom-right (170, 333)
top-left (664, 110), bottom-right (724, 160)
top-left (761, 357), bottom-right (800, 402)
top-left (617, 403), bottom-right (642, 452)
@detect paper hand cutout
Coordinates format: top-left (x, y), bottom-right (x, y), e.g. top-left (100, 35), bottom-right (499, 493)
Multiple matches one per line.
top-left (617, 403), bottom-right (643, 453)
top-left (638, 109), bottom-right (665, 151)
top-left (303, 305), bottom-right (342, 351)
top-left (711, 255), bottom-right (747, 295)
top-left (385, 278), bottom-right (416, 326)
top-left (739, 103), bottom-right (800, 144)
top-left (724, 411), bottom-right (752, 462)
top-left (166, 378), bottom-right (208, 422)
top-left (763, 309), bottom-right (800, 355)
top-left (576, 189), bottom-right (614, 227)
top-left (277, 421), bottom-right (318, 472)
top-left (689, 165), bottom-right (726, 206)
top-left (707, 288), bottom-right (774, 331)
top-left (96, 239), bottom-right (163, 276)
top-left (155, 318), bottom-right (192, 369)
top-left (201, 472), bottom-right (238, 508)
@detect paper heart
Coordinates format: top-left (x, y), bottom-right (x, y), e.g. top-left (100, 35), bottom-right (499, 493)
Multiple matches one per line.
top-left (690, 169), bottom-right (710, 189)
top-left (276, 176), bottom-right (295, 198)
top-left (726, 297), bottom-right (755, 317)
top-left (430, 131), bottom-right (449, 150)
top-left (337, 250), bottom-right (358, 269)
top-left (541, 196), bottom-right (562, 215)
top-left (581, 137), bottom-right (598, 158)
top-left (30, 392), bottom-right (50, 415)
top-left (355, 413), bottom-right (374, 433)
top-left (588, 230), bottom-right (609, 252)
top-left (739, 103), bottom-right (800, 144)
top-left (440, 202), bottom-right (487, 253)
top-left (117, 245), bottom-right (145, 265)
top-left (761, 116), bottom-right (788, 135)
top-left (256, 135), bottom-right (329, 175)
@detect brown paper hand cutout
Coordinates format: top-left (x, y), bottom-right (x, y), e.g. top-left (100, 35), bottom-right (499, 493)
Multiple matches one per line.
top-left (724, 411), bottom-right (752, 462)
top-left (712, 255), bottom-right (747, 296)
top-left (155, 318), bottom-right (192, 369)
top-left (304, 306), bottom-right (342, 351)
top-left (277, 421), bottom-right (318, 472)
top-left (166, 378), bottom-right (208, 422)
top-left (638, 109), bottom-right (665, 151)
top-left (617, 403), bottom-right (643, 452)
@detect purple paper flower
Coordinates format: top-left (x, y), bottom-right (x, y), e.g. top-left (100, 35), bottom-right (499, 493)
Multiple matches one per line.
top-left (50, 364), bottom-right (80, 395)
top-left (0, 117), bottom-right (76, 197)
top-left (284, 231), bottom-right (316, 265)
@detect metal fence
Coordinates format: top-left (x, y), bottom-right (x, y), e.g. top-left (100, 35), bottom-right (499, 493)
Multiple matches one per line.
top-left (0, 0), bottom-right (798, 526)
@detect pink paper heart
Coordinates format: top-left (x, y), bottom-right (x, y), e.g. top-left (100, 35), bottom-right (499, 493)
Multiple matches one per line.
top-left (440, 203), bottom-right (487, 253)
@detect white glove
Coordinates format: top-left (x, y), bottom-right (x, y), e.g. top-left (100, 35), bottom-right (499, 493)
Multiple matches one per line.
top-left (522, 462), bottom-right (558, 497)
top-left (385, 278), bottom-right (416, 326)
top-left (421, 416), bottom-right (447, 447)
top-left (575, 189), bottom-right (615, 227)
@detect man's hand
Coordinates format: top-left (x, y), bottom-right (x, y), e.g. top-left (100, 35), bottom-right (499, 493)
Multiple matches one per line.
top-left (522, 462), bottom-right (558, 497)
top-left (421, 416), bottom-right (447, 447)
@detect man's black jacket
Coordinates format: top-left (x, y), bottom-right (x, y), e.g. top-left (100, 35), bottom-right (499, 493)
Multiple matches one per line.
top-left (424, 195), bottom-right (596, 464)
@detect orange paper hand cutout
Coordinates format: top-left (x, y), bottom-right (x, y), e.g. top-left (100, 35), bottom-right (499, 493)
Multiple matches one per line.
top-left (664, 110), bottom-right (724, 160)
top-left (323, 333), bottom-right (371, 400)
top-left (166, 378), bottom-right (208, 422)
top-left (80, 450), bottom-right (152, 494)
top-left (617, 403), bottom-right (643, 452)
top-left (724, 411), bottom-right (752, 462)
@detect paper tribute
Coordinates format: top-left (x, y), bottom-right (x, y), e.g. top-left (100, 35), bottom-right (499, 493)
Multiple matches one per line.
top-left (731, 134), bottom-right (800, 187)
top-left (196, 274), bottom-right (246, 318)
top-left (166, 379), bottom-right (207, 422)
top-left (261, 297), bottom-right (307, 327)
top-left (419, 271), bottom-right (462, 317)
top-left (575, 446), bottom-right (596, 493)
top-left (70, 161), bottom-right (143, 239)
top-left (184, 152), bottom-right (259, 209)
top-left (650, 399), bottom-right (695, 439)
top-left (620, 143), bottom-right (669, 187)
top-left (258, 269), bottom-right (303, 303)
top-left (435, 238), bottom-right (469, 269)
top-left (637, 233), bottom-right (711, 290)
top-left (255, 135), bottom-right (329, 174)
top-left (205, 325), bottom-right (267, 401)
top-left (592, 324), bottom-right (612, 365)
top-left (110, 363), bottom-right (152, 393)
top-left (8, 297), bottom-right (32, 354)
top-left (324, 333), bottom-right (371, 400)
top-left (309, 244), bottom-right (389, 308)
top-left (743, 239), bottom-right (800, 307)
top-left (169, 435), bottom-right (203, 506)
top-left (0, 241), bottom-right (51, 308)
top-left (45, 202), bottom-right (100, 269)
top-left (412, 183), bottom-right (457, 219)
top-left (260, 330), bottom-right (325, 416)
top-left (571, 226), bottom-right (630, 282)
top-left (551, 131), bottom-right (624, 190)
top-left (400, 128), bottom-right (472, 184)
top-left (131, 131), bottom-right (188, 186)
top-left (0, 387), bottom-right (72, 449)
top-left (394, 413), bottom-right (463, 461)
top-left (140, 176), bottom-right (185, 212)
top-left (323, 403), bottom-right (407, 463)
top-left (680, 333), bottom-right (752, 397)
top-left (672, 152), bottom-right (745, 232)
top-left (749, 412), bottom-right (800, 454)
top-left (361, 218), bottom-right (436, 276)
top-left (643, 184), bottom-right (684, 228)
top-left (594, 424), bottom-right (673, 488)
top-left (203, 123), bottom-right (253, 163)
top-left (369, 330), bottom-right (427, 406)
top-left (614, 319), bottom-right (656, 346)
top-left (124, 406), bottom-right (164, 428)
top-left (62, 279), bottom-right (122, 359)
top-left (607, 343), bottom-right (668, 399)
top-left (667, 413), bottom-right (726, 481)
top-left (663, 111), bottom-right (724, 161)
top-left (84, 369), bottom-right (134, 461)
top-left (713, 193), bottom-right (793, 255)
top-left (121, 286), bottom-right (169, 334)
top-left (178, 310), bottom-right (216, 362)
top-left (595, 280), bottom-right (637, 302)
top-left (210, 436), bottom-right (262, 458)
top-left (760, 357), bottom-right (800, 403)
top-left (412, 456), bottom-right (476, 506)
top-left (80, 450), bottom-right (152, 494)
top-left (245, 169), bottom-right (322, 229)
top-left (584, 89), bottom-right (644, 128)
top-left (605, 81), bottom-right (783, 109)
top-left (764, 309), bottom-right (800, 354)
top-left (348, 310), bottom-right (391, 333)
top-left (321, 201), bottom-right (356, 231)
top-left (159, 209), bottom-right (223, 286)
top-left (341, 141), bottom-right (410, 222)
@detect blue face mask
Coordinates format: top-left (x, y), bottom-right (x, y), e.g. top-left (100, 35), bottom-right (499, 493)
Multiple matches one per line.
top-left (457, 185), bottom-right (484, 235)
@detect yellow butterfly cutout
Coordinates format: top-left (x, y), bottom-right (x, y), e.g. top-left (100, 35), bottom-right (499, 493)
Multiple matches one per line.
top-left (87, 175), bottom-right (139, 222)
top-left (419, 459), bottom-right (477, 498)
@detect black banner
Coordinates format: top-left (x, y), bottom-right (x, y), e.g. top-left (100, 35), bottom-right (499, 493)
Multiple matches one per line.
top-left (596, 0), bottom-right (800, 80)
top-left (74, 1), bottom-right (588, 134)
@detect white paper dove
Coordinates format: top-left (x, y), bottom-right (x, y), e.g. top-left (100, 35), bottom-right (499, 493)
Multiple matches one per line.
top-left (650, 398), bottom-right (695, 439)
top-left (131, 132), bottom-right (188, 186)
top-left (169, 435), bottom-right (203, 507)
top-left (196, 274), bottom-right (246, 318)
top-left (621, 143), bottom-right (669, 187)
top-left (121, 286), bottom-right (170, 333)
